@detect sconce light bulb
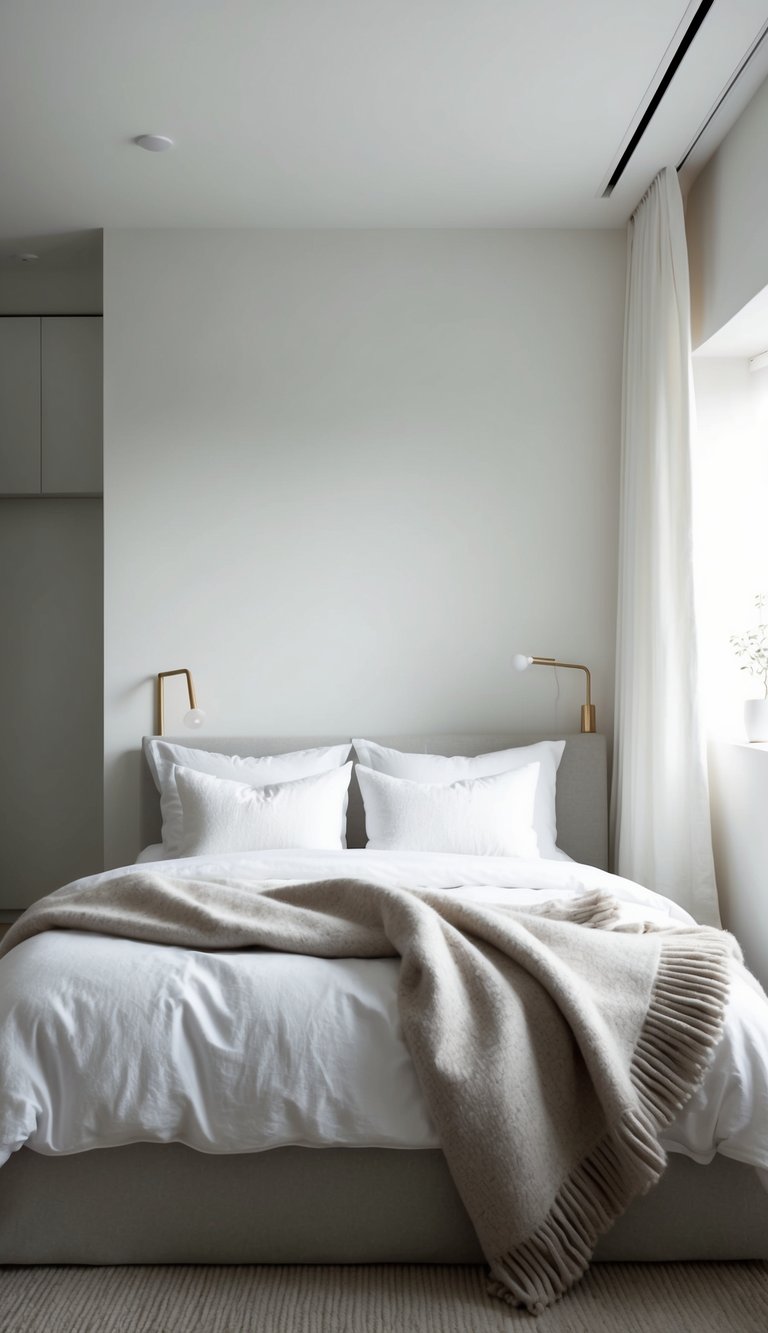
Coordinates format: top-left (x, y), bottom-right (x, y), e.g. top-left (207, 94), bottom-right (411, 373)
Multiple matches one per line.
top-left (184, 708), bottom-right (206, 729)
top-left (512, 654), bottom-right (533, 672)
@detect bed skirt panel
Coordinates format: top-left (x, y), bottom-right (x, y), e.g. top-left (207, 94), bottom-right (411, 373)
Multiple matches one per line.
top-left (0, 1145), bottom-right (766, 1266)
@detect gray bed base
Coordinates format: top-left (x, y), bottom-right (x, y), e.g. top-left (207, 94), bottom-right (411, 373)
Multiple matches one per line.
top-left (3, 732), bottom-right (767, 1267)
top-left (1, 1145), bottom-right (766, 1265)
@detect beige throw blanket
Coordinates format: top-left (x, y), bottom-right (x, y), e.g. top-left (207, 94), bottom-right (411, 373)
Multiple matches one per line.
top-left (0, 873), bottom-right (735, 1313)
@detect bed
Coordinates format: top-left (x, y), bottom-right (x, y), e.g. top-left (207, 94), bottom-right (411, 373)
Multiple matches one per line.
top-left (1, 732), bottom-right (767, 1290)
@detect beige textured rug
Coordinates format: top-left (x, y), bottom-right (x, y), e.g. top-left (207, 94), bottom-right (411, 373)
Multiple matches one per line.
top-left (1, 1263), bottom-right (767, 1333)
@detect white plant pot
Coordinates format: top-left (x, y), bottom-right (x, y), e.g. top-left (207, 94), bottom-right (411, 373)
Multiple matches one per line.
top-left (744, 699), bottom-right (768, 742)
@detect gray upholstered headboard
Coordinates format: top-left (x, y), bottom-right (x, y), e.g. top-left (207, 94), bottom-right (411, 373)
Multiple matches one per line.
top-left (140, 733), bottom-right (608, 869)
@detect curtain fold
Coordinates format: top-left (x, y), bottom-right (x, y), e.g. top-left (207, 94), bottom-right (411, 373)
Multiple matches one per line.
top-left (611, 166), bottom-right (719, 926)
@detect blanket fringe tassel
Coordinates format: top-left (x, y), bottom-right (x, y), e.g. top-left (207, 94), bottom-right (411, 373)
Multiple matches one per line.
top-left (487, 933), bottom-right (732, 1315)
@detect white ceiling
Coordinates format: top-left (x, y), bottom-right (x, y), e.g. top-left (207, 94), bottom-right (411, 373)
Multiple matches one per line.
top-left (0, 0), bottom-right (767, 258)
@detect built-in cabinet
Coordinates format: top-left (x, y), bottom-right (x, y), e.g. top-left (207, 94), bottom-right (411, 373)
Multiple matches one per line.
top-left (0, 319), bottom-right (39, 493)
top-left (0, 315), bottom-right (102, 495)
top-left (0, 500), bottom-right (104, 911)
top-left (0, 309), bottom-right (104, 912)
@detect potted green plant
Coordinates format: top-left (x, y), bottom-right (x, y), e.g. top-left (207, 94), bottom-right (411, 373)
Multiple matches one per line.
top-left (731, 594), bottom-right (768, 741)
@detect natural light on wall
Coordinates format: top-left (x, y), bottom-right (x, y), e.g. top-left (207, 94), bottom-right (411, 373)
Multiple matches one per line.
top-left (694, 353), bottom-right (768, 739)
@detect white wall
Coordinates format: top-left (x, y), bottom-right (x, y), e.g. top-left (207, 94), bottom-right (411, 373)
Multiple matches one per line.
top-left (103, 229), bottom-right (626, 867)
top-left (686, 74), bottom-right (768, 349)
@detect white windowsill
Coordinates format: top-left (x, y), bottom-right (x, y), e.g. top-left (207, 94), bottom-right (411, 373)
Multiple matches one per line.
top-left (709, 736), bottom-right (768, 753)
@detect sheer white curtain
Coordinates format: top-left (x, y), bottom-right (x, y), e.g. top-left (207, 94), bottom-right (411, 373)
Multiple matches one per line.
top-left (611, 166), bottom-right (719, 925)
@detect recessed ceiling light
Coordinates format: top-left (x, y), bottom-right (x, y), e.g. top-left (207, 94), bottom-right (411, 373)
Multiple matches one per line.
top-left (134, 134), bottom-right (175, 153)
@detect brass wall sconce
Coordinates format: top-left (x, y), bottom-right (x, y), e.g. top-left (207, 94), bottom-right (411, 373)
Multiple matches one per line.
top-left (512, 654), bottom-right (596, 733)
top-left (156, 669), bottom-right (205, 736)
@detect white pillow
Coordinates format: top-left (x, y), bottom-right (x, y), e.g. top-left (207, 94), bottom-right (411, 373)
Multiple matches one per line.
top-left (352, 738), bottom-right (567, 859)
top-left (174, 763), bottom-right (354, 857)
top-left (356, 764), bottom-right (541, 857)
top-left (144, 739), bottom-right (352, 858)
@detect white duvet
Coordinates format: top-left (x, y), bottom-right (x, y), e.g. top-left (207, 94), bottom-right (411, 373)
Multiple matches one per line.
top-left (1, 848), bottom-right (768, 1181)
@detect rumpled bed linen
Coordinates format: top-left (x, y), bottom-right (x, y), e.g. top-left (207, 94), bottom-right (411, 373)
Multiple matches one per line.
top-left (1, 850), bottom-right (768, 1310)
